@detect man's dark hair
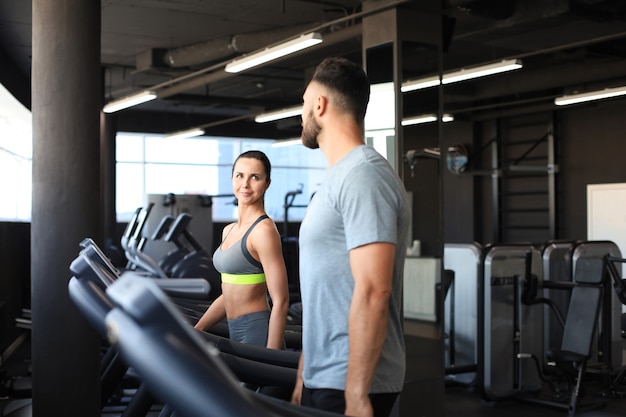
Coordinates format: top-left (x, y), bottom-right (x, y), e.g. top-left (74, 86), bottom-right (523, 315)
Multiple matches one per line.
top-left (311, 57), bottom-right (370, 122)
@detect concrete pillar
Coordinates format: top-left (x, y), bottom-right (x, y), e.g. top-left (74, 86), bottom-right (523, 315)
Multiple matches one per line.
top-left (31, 0), bottom-right (102, 415)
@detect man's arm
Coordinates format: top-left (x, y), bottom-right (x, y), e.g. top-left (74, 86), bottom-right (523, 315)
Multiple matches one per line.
top-left (345, 242), bottom-right (395, 417)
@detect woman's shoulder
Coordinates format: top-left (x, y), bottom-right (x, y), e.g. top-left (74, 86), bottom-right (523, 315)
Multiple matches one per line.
top-left (250, 215), bottom-right (279, 237)
top-left (256, 214), bottom-right (277, 229)
top-left (223, 221), bottom-right (237, 230)
top-left (221, 221), bottom-right (236, 237)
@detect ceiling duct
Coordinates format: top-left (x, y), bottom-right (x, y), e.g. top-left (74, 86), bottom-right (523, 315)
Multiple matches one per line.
top-left (137, 24), bottom-right (318, 71)
top-left (570, 0), bottom-right (626, 22)
top-left (156, 22), bottom-right (362, 99)
top-left (447, 0), bottom-right (517, 20)
top-left (163, 36), bottom-right (236, 68)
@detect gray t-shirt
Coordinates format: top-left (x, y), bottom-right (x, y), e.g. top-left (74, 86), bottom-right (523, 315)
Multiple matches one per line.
top-left (299, 145), bottom-right (410, 393)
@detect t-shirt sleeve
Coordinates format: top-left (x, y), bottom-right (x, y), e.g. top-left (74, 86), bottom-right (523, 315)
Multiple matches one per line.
top-left (340, 163), bottom-right (400, 250)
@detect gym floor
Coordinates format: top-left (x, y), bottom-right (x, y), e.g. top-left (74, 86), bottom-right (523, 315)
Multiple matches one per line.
top-left (403, 320), bottom-right (626, 417)
top-left (2, 325), bottom-right (626, 417)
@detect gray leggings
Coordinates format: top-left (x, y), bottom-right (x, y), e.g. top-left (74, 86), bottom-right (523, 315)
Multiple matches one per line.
top-left (227, 310), bottom-right (270, 346)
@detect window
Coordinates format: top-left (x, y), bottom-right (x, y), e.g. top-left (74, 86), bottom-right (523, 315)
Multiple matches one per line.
top-left (116, 133), bottom-right (326, 223)
top-left (0, 83), bottom-right (32, 222)
top-left (0, 81), bottom-right (327, 224)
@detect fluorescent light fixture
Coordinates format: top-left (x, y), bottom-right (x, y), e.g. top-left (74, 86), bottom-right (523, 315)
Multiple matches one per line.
top-left (162, 114), bottom-right (254, 140)
top-left (554, 85), bottom-right (626, 106)
top-left (163, 127), bottom-right (205, 140)
top-left (255, 105), bottom-right (303, 123)
top-left (443, 59), bottom-right (522, 84)
top-left (401, 114), bottom-right (437, 126)
top-left (401, 75), bottom-right (440, 93)
top-left (401, 113), bottom-right (454, 126)
top-left (271, 138), bottom-right (303, 148)
top-left (103, 90), bottom-right (157, 113)
top-left (401, 59), bottom-right (523, 92)
top-left (225, 32), bottom-right (323, 73)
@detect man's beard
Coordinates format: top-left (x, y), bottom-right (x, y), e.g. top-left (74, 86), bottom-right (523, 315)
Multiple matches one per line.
top-left (301, 110), bottom-right (321, 149)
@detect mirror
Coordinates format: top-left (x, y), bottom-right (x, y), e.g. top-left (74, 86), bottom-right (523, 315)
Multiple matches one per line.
top-left (362, 3), bottom-right (445, 416)
top-left (446, 144), bottom-right (469, 175)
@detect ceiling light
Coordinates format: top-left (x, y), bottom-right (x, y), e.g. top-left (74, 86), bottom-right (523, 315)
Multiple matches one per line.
top-left (401, 59), bottom-right (523, 92)
top-left (271, 138), bottom-right (303, 148)
top-left (163, 128), bottom-right (205, 140)
top-left (102, 90), bottom-right (157, 113)
top-left (401, 113), bottom-right (454, 126)
top-left (443, 59), bottom-right (522, 84)
top-left (401, 75), bottom-right (440, 93)
top-left (255, 105), bottom-right (303, 123)
top-left (161, 114), bottom-right (254, 140)
top-left (225, 32), bottom-right (323, 73)
top-left (554, 85), bottom-right (626, 106)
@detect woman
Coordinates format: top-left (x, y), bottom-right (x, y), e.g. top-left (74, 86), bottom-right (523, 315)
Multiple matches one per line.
top-left (194, 150), bottom-right (289, 350)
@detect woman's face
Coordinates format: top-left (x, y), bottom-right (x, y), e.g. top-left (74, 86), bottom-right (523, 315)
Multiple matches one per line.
top-left (232, 157), bottom-right (270, 205)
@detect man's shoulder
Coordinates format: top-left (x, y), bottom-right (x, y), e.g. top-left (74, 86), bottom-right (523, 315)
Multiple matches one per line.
top-left (339, 146), bottom-right (388, 172)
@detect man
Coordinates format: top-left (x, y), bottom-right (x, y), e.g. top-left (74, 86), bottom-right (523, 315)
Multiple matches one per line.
top-left (291, 57), bottom-right (411, 417)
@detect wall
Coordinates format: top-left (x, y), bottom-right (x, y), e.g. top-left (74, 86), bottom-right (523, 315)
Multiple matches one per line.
top-left (560, 100), bottom-right (626, 240)
top-left (439, 99), bottom-right (626, 246)
top-left (0, 222), bottom-right (30, 353)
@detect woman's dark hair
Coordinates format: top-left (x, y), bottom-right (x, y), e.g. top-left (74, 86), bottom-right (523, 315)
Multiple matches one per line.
top-left (311, 57), bottom-right (370, 121)
top-left (232, 150), bottom-right (271, 181)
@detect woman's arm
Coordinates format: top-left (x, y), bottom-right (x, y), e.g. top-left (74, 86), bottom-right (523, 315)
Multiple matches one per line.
top-left (193, 294), bottom-right (226, 331)
top-left (254, 220), bottom-right (289, 349)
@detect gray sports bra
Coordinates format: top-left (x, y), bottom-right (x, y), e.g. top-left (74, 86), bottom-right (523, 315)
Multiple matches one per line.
top-left (212, 215), bottom-right (268, 284)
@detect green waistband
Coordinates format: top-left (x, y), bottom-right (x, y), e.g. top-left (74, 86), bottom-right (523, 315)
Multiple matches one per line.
top-left (221, 272), bottom-right (266, 285)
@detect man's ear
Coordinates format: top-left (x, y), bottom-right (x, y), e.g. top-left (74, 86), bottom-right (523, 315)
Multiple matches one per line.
top-left (316, 94), bottom-right (328, 117)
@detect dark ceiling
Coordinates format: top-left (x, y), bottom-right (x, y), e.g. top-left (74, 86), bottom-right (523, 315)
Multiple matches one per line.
top-left (1, 0), bottom-right (625, 139)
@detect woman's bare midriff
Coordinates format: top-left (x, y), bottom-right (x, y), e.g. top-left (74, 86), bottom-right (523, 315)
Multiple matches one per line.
top-left (222, 282), bottom-right (270, 320)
